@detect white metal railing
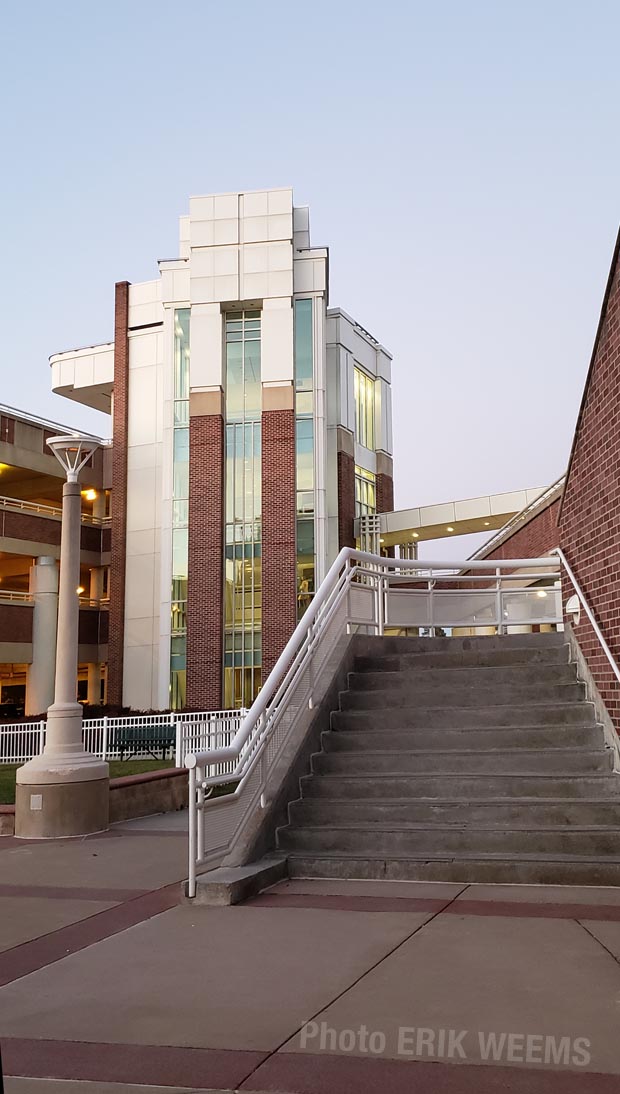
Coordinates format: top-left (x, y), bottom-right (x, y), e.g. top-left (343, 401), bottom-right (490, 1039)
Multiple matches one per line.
top-left (0, 590), bottom-right (32, 604)
top-left (186, 549), bottom-right (562, 895)
top-left (0, 494), bottom-right (110, 526)
top-left (553, 547), bottom-right (620, 690)
top-left (0, 709), bottom-right (245, 766)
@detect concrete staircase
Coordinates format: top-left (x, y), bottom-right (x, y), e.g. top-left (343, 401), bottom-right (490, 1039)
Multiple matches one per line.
top-left (277, 633), bottom-right (620, 885)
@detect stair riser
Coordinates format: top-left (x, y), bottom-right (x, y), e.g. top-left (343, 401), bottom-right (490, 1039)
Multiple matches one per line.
top-left (341, 683), bottom-right (585, 710)
top-left (357, 634), bottom-right (566, 655)
top-left (355, 647), bottom-right (570, 672)
top-left (303, 775), bottom-right (620, 799)
top-left (287, 856), bottom-right (620, 886)
top-left (322, 727), bottom-right (605, 752)
top-left (349, 664), bottom-right (577, 690)
top-left (280, 828), bottom-right (620, 856)
top-left (312, 751), bottom-right (613, 776)
top-left (333, 704), bottom-right (595, 729)
top-left (289, 800), bottom-right (620, 826)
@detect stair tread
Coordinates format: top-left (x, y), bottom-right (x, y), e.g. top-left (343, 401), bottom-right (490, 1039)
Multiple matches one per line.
top-left (319, 747), bottom-right (610, 756)
top-left (284, 822), bottom-right (620, 833)
top-left (286, 849), bottom-right (620, 864)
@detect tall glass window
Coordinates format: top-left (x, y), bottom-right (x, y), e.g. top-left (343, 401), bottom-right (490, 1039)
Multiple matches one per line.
top-left (354, 366), bottom-right (375, 450)
top-left (295, 299), bottom-right (315, 618)
top-left (170, 309), bottom-right (190, 709)
top-left (224, 311), bottom-right (262, 709)
top-left (355, 466), bottom-right (376, 518)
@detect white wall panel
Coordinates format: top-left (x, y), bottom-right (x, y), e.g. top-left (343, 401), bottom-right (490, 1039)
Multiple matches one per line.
top-left (261, 298), bottom-right (293, 383)
top-left (189, 303), bottom-right (222, 389)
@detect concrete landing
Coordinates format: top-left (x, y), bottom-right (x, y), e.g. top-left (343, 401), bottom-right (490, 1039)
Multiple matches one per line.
top-left (2, 812), bottom-right (620, 1092)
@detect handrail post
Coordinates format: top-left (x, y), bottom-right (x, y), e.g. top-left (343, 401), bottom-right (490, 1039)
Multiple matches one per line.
top-left (377, 571), bottom-right (385, 636)
top-left (188, 765), bottom-right (196, 898)
top-left (196, 764), bottom-right (205, 865)
top-left (495, 567), bottom-right (503, 635)
top-left (172, 711), bottom-right (181, 767)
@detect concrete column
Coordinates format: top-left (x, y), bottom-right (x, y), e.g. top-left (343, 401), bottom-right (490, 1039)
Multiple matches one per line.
top-left (25, 557), bottom-right (58, 716)
top-left (16, 479), bottom-right (109, 838)
top-left (87, 662), bottom-right (102, 705)
top-left (92, 492), bottom-right (106, 521)
top-left (89, 566), bottom-right (104, 604)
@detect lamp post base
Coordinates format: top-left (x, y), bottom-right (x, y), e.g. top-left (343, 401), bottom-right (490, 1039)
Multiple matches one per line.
top-left (15, 777), bottom-right (109, 838)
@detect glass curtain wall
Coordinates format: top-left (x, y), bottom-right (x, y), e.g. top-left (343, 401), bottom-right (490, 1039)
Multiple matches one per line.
top-left (170, 309), bottom-right (190, 708)
top-left (355, 466), bottom-right (376, 518)
top-left (294, 299), bottom-right (315, 618)
top-left (223, 311), bottom-right (262, 709)
top-left (354, 366), bottom-right (375, 450)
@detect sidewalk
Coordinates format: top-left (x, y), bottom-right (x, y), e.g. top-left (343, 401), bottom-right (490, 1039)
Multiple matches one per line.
top-left (2, 811), bottom-right (620, 1092)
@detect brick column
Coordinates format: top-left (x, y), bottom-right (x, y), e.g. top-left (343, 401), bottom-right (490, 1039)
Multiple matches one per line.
top-left (337, 451), bottom-right (356, 549)
top-left (262, 390), bottom-right (297, 681)
top-left (186, 394), bottom-right (224, 710)
top-left (376, 472), bottom-right (394, 515)
top-left (107, 281), bottom-right (130, 708)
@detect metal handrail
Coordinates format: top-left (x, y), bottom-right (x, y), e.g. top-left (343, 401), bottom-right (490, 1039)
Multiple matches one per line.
top-left (553, 547), bottom-right (620, 686)
top-left (0, 494), bottom-right (110, 526)
top-left (186, 549), bottom-right (561, 894)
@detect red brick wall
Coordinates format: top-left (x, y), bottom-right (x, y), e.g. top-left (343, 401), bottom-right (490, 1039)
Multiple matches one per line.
top-left (558, 233), bottom-right (620, 730)
top-left (186, 413), bottom-right (224, 710)
top-left (107, 281), bottom-right (130, 708)
top-left (478, 499), bottom-right (560, 563)
top-left (376, 473), bottom-right (394, 516)
top-left (337, 451), bottom-right (356, 550)
top-left (262, 408), bottom-right (297, 680)
top-left (0, 603), bottom-right (32, 643)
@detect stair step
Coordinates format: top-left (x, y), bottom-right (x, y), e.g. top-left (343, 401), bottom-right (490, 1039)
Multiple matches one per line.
top-left (302, 773), bottom-right (620, 799)
top-left (286, 853), bottom-right (620, 886)
top-left (348, 663), bottom-right (577, 690)
top-left (332, 702), bottom-right (596, 730)
top-left (322, 726), bottom-right (605, 751)
top-left (341, 681), bottom-right (585, 710)
top-left (357, 633), bottom-right (566, 655)
top-left (312, 748), bottom-right (613, 776)
top-left (355, 645), bottom-right (570, 672)
top-left (289, 797), bottom-right (620, 826)
top-left (279, 824), bottom-right (620, 856)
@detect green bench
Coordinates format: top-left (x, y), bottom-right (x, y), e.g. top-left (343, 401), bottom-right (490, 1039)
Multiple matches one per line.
top-left (116, 723), bottom-right (175, 761)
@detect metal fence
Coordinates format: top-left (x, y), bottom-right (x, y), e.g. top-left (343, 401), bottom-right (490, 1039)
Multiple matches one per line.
top-left (0, 709), bottom-right (245, 767)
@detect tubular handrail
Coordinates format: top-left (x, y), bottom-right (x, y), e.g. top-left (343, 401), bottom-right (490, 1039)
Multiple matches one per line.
top-left (187, 549), bottom-right (559, 770)
top-left (553, 547), bottom-right (620, 687)
top-left (185, 548), bottom-right (562, 894)
top-left (0, 494), bottom-right (110, 526)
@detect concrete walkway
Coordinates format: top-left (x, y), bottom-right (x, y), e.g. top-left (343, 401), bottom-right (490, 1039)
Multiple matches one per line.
top-left (2, 811), bottom-right (620, 1092)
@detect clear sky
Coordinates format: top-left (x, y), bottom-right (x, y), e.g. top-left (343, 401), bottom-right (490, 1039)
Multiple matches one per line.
top-left (2, 0), bottom-right (618, 555)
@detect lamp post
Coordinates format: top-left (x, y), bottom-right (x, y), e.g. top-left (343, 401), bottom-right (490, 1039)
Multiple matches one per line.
top-left (15, 434), bottom-right (109, 838)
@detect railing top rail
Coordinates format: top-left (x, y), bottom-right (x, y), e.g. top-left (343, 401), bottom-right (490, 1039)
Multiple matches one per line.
top-left (186, 548), bottom-right (560, 770)
top-left (552, 547), bottom-right (620, 688)
top-left (0, 494), bottom-right (110, 526)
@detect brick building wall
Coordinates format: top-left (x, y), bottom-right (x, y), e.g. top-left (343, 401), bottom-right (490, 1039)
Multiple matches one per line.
top-left (558, 231), bottom-right (620, 731)
top-left (337, 451), bottom-right (356, 550)
top-left (376, 473), bottom-right (394, 516)
top-left (262, 408), bottom-right (297, 680)
top-left (186, 412), bottom-right (224, 710)
top-left (477, 498), bottom-right (561, 564)
top-left (107, 281), bottom-right (130, 708)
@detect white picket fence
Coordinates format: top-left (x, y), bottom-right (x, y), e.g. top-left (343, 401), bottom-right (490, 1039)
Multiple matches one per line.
top-left (0, 709), bottom-right (246, 768)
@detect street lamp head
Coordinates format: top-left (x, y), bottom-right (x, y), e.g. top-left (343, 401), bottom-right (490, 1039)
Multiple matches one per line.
top-left (46, 434), bottom-right (101, 483)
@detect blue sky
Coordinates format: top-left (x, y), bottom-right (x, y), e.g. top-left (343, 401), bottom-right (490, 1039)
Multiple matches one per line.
top-left (2, 0), bottom-right (618, 553)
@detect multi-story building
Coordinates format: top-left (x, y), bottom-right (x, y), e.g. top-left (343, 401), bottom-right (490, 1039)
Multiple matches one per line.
top-left (50, 187), bottom-right (394, 712)
top-left (0, 404), bottom-right (108, 715)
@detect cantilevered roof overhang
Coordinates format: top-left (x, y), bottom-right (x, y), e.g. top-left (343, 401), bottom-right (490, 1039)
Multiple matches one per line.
top-left (357, 488), bottom-right (546, 548)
